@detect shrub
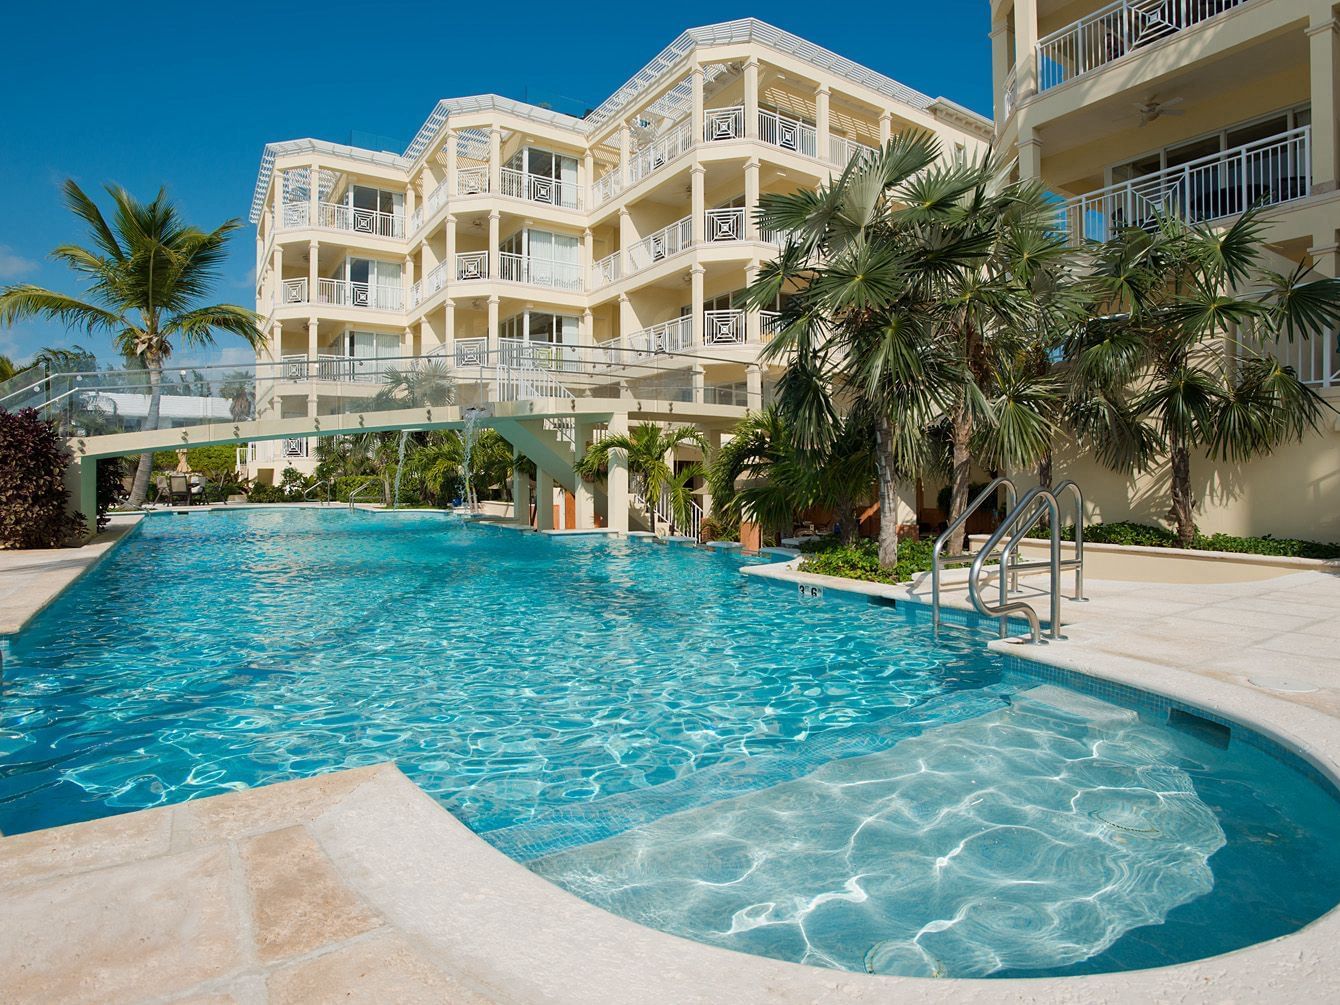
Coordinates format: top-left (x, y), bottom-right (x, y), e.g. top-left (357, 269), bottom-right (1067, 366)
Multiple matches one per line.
top-left (799, 537), bottom-right (938, 584)
top-left (1027, 521), bottom-right (1340, 559)
top-left (0, 408), bottom-right (87, 548)
top-left (95, 457), bottom-right (125, 531)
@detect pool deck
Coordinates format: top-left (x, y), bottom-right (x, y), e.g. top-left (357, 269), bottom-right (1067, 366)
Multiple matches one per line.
top-left (3, 526), bottom-right (1340, 1003)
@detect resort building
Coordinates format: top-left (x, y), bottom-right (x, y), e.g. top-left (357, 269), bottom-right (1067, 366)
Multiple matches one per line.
top-left (993, 0), bottom-right (1340, 540)
top-left (245, 18), bottom-right (992, 497)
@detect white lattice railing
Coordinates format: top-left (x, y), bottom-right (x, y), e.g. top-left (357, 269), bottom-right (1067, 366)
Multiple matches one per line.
top-left (1002, 66), bottom-right (1018, 119)
top-left (249, 438), bottom-right (310, 462)
top-left (1057, 126), bottom-right (1310, 245)
top-left (627, 216), bottom-right (693, 272)
top-left (704, 309), bottom-right (746, 344)
top-left (499, 253), bottom-right (583, 292)
top-left (628, 119), bottom-right (695, 186)
top-left (410, 261), bottom-right (448, 307)
top-left (278, 278), bottom-right (308, 305)
top-left (454, 338), bottom-right (487, 367)
top-left (317, 279), bottom-right (405, 311)
top-left (592, 250), bottom-right (622, 288)
top-left (593, 169), bottom-right (623, 206)
top-left (500, 168), bottom-right (580, 210)
top-left (317, 202), bottom-right (404, 239)
top-left (705, 208), bottom-right (746, 243)
top-left (1037, 0), bottom-right (1247, 91)
top-left (280, 202), bottom-right (309, 228)
top-left (704, 105), bottom-right (745, 142)
top-left (759, 108), bottom-right (817, 158)
top-left (829, 135), bottom-right (878, 168)
top-left (623, 316), bottom-right (694, 355)
top-left (457, 166), bottom-right (489, 195)
top-left (455, 251), bottom-right (488, 281)
top-left (411, 180), bottom-right (451, 232)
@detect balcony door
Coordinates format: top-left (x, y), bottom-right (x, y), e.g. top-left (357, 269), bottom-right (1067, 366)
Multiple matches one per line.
top-left (520, 230), bottom-right (580, 290)
top-left (345, 331), bottom-right (402, 382)
top-left (347, 185), bottom-right (404, 235)
top-left (346, 258), bottom-right (403, 310)
top-left (507, 148), bottom-right (578, 208)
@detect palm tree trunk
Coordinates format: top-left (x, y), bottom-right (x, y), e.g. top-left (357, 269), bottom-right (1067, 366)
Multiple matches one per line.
top-left (947, 405), bottom-right (973, 553)
top-left (1168, 439), bottom-right (1195, 548)
top-left (1037, 448), bottom-right (1053, 492)
top-left (872, 415), bottom-right (900, 571)
top-left (126, 360), bottom-right (163, 507)
top-left (839, 498), bottom-right (859, 545)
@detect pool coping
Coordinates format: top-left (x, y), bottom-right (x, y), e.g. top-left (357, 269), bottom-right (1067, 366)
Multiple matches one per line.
top-left (4, 516), bottom-right (1340, 1000)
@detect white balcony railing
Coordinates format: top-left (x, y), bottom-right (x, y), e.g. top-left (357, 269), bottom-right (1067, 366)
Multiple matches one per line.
top-left (499, 338), bottom-right (581, 373)
top-left (457, 166), bottom-right (489, 195)
top-left (249, 437), bottom-right (310, 462)
top-left (628, 216), bottom-right (694, 272)
top-left (623, 316), bottom-right (695, 355)
top-left (593, 170), bottom-right (623, 206)
top-left (628, 119), bottom-right (695, 186)
top-left (455, 251), bottom-right (489, 281)
top-left (316, 279), bottom-right (405, 311)
top-left (500, 168), bottom-right (580, 210)
top-left (1262, 331), bottom-right (1340, 390)
top-left (704, 309), bottom-right (746, 344)
top-left (278, 278), bottom-right (308, 305)
top-left (1057, 126), bottom-right (1311, 245)
top-left (1037, 0), bottom-right (1248, 92)
top-left (1003, 67), bottom-right (1018, 119)
top-left (410, 180), bottom-right (451, 232)
top-left (829, 135), bottom-right (878, 168)
top-left (592, 250), bottom-right (622, 288)
top-left (410, 261), bottom-right (449, 307)
top-left (705, 106), bottom-right (745, 142)
top-left (454, 338), bottom-right (488, 367)
top-left (759, 108), bottom-right (817, 158)
top-left (705, 208), bottom-right (746, 243)
top-left (281, 203), bottom-right (309, 228)
top-left (276, 354), bottom-right (392, 383)
top-left (759, 311), bottom-right (783, 341)
top-left (317, 202), bottom-right (405, 239)
top-left (498, 253), bottom-right (583, 292)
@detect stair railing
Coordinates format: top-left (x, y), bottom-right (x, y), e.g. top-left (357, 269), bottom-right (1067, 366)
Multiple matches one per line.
top-left (931, 476), bottom-right (1017, 634)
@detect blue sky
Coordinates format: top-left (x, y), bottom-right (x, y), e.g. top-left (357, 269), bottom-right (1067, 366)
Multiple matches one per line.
top-left (0, 0), bottom-right (993, 365)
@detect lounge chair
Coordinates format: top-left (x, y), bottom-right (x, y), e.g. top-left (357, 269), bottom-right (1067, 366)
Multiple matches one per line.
top-left (168, 473), bottom-right (192, 506)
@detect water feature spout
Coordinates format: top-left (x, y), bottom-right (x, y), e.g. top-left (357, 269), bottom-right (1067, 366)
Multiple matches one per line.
top-left (393, 428), bottom-right (411, 509)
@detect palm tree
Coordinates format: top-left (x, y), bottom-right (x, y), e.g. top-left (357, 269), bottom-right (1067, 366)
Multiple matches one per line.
top-left (1070, 208), bottom-right (1340, 547)
top-left (575, 422), bottom-right (708, 534)
top-left (0, 355), bottom-right (15, 382)
top-left (221, 370), bottom-right (256, 423)
top-left (406, 431), bottom-right (464, 506)
top-left (372, 360), bottom-right (455, 409)
top-left (0, 181), bottom-right (263, 505)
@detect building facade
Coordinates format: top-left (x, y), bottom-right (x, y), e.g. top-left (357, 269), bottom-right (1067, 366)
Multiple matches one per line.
top-left (994, 0), bottom-right (1340, 540)
top-left (246, 18), bottom-right (992, 487)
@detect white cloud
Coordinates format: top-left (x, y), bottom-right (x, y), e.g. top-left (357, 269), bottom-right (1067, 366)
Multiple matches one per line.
top-left (0, 245), bottom-right (37, 281)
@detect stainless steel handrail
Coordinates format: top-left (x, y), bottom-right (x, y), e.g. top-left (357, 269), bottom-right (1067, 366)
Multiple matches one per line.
top-left (347, 481), bottom-right (379, 510)
top-left (932, 476), bottom-right (1017, 634)
top-left (969, 486), bottom-right (1065, 644)
top-left (302, 478), bottom-right (334, 505)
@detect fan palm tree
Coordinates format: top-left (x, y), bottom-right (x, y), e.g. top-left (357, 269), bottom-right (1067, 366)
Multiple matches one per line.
top-left (0, 181), bottom-right (263, 505)
top-left (372, 359), bottom-right (455, 409)
top-left (575, 422), bottom-right (708, 535)
top-left (221, 370), bottom-right (256, 423)
top-left (1069, 208), bottom-right (1340, 547)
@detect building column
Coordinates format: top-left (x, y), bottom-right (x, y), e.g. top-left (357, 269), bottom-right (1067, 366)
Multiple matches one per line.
top-left (487, 210), bottom-right (500, 280)
top-left (690, 165), bottom-right (705, 245)
top-left (690, 265), bottom-right (705, 347)
top-left (404, 253), bottom-right (415, 308)
top-left (879, 112), bottom-right (893, 145)
top-left (271, 244), bottom-right (284, 308)
top-left (618, 294), bottom-right (635, 345)
top-left (746, 362), bottom-right (763, 411)
top-left (444, 300), bottom-right (456, 358)
top-left (446, 214), bottom-right (458, 277)
top-left (745, 261), bottom-right (762, 343)
top-left (743, 58), bottom-right (760, 139)
top-left (1015, 0), bottom-right (1039, 99)
top-left (308, 160), bottom-right (320, 224)
top-left (269, 321), bottom-right (283, 372)
top-left (512, 446), bottom-right (532, 525)
top-left (1310, 234), bottom-right (1340, 278)
top-left (306, 317), bottom-right (319, 417)
top-left (744, 158), bottom-right (760, 240)
top-left (583, 148), bottom-right (595, 208)
top-left (488, 127), bottom-right (502, 194)
top-left (536, 468), bottom-right (556, 531)
top-left (618, 208), bottom-right (635, 259)
top-left (581, 308), bottom-right (593, 349)
top-left (1308, 15), bottom-right (1340, 194)
top-left (487, 295), bottom-right (500, 359)
top-left (619, 123), bottom-right (632, 185)
top-left (690, 62), bottom-right (705, 143)
top-left (307, 240), bottom-right (319, 307)
top-left (573, 418), bottom-right (596, 529)
top-left (606, 412), bottom-right (630, 532)
top-left (990, 21), bottom-right (1011, 126)
top-left (1018, 128), bottom-right (1043, 184)
top-left (582, 227), bottom-right (594, 286)
top-left (444, 127), bottom-right (457, 196)
top-left (405, 183), bottom-right (417, 233)
top-left (815, 85), bottom-right (831, 162)
top-left (699, 428), bottom-right (722, 518)
top-left (691, 364), bottom-right (705, 404)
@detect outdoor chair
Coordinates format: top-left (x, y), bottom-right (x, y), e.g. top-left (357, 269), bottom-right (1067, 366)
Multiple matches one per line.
top-left (168, 474), bottom-right (192, 506)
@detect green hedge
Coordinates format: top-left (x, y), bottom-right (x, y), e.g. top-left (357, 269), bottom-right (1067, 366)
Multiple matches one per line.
top-left (1028, 521), bottom-right (1340, 560)
top-left (798, 538), bottom-right (937, 584)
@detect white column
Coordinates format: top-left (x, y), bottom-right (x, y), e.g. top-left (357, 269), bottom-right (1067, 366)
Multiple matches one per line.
top-left (487, 210), bottom-right (500, 280)
top-left (1018, 128), bottom-right (1043, 184)
top-left (271, 244), bottom-right (283, 307)
top-left (444, 300), bottom-right (456, 357)
top-left (619, 123), bottom-right (632, 184)
top-left (743, 58), bottom-right (760, 139)
top-left (512, 447), bottom-right (532, 525)
top-left (746, 363), bottom-right (763, 411)
top-left (308, 160), bottom-right (320, 224)
top-left (691, 365), bottom-right (705, 404)
top-left (990, 22), bottom-right (1011, 126)
top-left (446, 214), bottom-right (458, 275)
top-left (618, 209), bottom-right (635, 264)
top-left (306, 317), bottom-right (319, 417)
top-left (583, 148), bottom-right (595, 207)
top-left (618, 294), bottom-right (635, 344)
top-left (581, 308), bottom-right (593, 348)
top-left (487, 295), bottom-right (500, 360)
top-left (690, 265), bottom-right (705, 348)
top-left (1015, 0), bottom-right (1039, 100)
top-left (690, 165), bottom-right (705, 245)
top-left (404, 253), bottom-right (415, 305)
top-left (815, 85), bottom-right (831, 162)
top-left (691, 62), bottom-right (705, 143)
top-left (307, 240), bottom-right (318, 306)
top-left (744, 158), bottom-right (760, 240)
top-left (488, 127), bottom-right (502, 194)
top-left (879, 112), bottom-right (893, 145)
top-left (536, 468), bottom-right (556, 531)
top-left (405, 184), bottom-right (417, 234)
top-left (573, 418), bottom-right (596, 529)
top-left (269, 321), bottom-right (282, 371)
top-left (445, 127), bottom-right (458, 196)
top-left (582, 227), bottom-right (594, 286)
top-left (606, 412), bottom-right (630, 532)
top-left (1308, 16), bottom-right (1340, 194)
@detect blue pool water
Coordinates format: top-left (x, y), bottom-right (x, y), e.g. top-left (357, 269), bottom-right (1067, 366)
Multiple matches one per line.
top-left (2, 508), bottom-right (1338, 978)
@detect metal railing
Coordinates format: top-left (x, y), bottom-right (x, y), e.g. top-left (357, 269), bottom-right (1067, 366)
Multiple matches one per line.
top-left (1057, 126), bottom-right (1311, 244)
top-left (829, 135), bottom-right (877, 168)
top-left (410, 261), bottom-right (448, 306)
top-left (758, 108), bottom-right (817, 158)
top-left (622, 316), bottom-right (694, 355)
top-left (1037, 0), bottom-right (1248, 91)
top-left (628, 215), bottom-right (694, 271)
top-left (456, 166), bottom-right (489, 195)
top-left (454, 338), bottom-right (487, 366)
top-left (592, 250), bottom-right (622, 288)
top-left (316, 279), bottom-right (405, 311)
top-left (317, 202), bottom-right (404, 239)
top-left (455, 251), bottom-right (488, 281)
top-left (932, 477), bottom-right (1018, 635)
top-left (348, 481), bottom-right (380, 509)
top-left (704, 207), bottom-right (745, 243)
top-left (704, 105), bottom-right (745, 141)
top-left (1002, 66), bottom-right (1018, 119)
top-left (628, 119), bottom-right (695, 186)
top-left (703, 309), bottom-right (746, 344)
top-left (498, 253), bottom-right (583, 292)
top-left (500, 168), bottom-right (580, 209)
top-left (278, 278), bottom-right (308, 305)
top-left (593, 169), bottom-right (623, 206)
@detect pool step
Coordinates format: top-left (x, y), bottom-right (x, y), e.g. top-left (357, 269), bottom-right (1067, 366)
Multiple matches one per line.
top-left (1009, 684), bottom-right (1138, 729)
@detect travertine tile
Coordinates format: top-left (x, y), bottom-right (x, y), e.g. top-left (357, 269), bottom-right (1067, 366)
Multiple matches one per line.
top-left (0, 805), bottom-right (172, 890)
top-left (240, 825), bottom-right (382, 963)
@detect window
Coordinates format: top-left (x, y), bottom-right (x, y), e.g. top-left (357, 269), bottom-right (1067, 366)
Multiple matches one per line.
top-left (1108, 105), bottom-right (1310, 183)
top-left (499, 229), bottom-right (581, 290)
top-left (504, 147), bottom-right (579, 208)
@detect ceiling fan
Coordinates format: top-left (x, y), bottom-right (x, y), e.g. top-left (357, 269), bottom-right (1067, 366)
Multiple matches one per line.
top-left (1135, 95), bottom-right (1185, 126)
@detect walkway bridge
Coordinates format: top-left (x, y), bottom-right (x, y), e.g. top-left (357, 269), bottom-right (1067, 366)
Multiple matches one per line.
top-left (5, 347), bottom-right (755, 536)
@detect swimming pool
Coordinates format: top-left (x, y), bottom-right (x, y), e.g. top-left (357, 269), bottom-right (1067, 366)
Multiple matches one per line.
top-left (2, 508), bottom-right (1337, 978)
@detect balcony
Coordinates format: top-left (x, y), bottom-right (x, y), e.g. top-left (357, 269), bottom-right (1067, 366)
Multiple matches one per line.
top-left (457, 167), bottom-right (489, 196)
top-left (1056, 126), bottom-right (1310, 244)
top-left (592, 250), bottom-right (622, 289)
top-left (1002, 67), bottom-right (1018, 120)
top-left (704, 207), bottom-right (745, 243)
top-left (455, 251), bottom-right (489, 281)
top-left (316, 278), bottom-right (405, 312)
top-left (629, 216), bottom-right (695, 270)
top-left (454, 338), bottom-right (488, 367)
top-left (277, 278), bottom-right (308, 306)
top-left (278, 201), bottom-right (404, 239)
top-left (705, 106), bottom-right (818, 159)
top-left (498, 253), bottom-right (583, 292)
top-left (277, 354), bottom-right (392, 383)
top-left (500, 168), bottom-right (581, 210)
top-left (409, 261), bottom-right (449, 307)
top-left (704, 309), bottom-right (746, 344)
top-left (829, 135), bottom-right (878, 168)
top-left (1037, 0), bottom-right (1249, 92)
top-left (629, 120), bottom-right (695, 187)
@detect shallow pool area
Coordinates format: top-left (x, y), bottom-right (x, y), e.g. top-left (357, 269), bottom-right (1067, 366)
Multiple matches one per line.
top-left (2, 508), bottom-right (1338, 979)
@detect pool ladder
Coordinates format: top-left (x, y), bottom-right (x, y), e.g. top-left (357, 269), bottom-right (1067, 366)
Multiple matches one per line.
top-left (931, 480), bottom-right (1087, 645)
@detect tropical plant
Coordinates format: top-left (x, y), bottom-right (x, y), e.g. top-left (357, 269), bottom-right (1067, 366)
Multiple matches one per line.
top-left (0, 181), bottom-right (263, 507)
top-left (0, 355), bottom-right (16, 382)
top-left (220, 370), bottom-right (255, 422)
top-left (0, 407), bottom-right (86, 547)
top-left (406, 431), bottom-right (464, 507)
top-left (1069, 208), bottom-right (1340, 547)
top-left (373, 360), bottom-right (455, 409)
top-left (575, 422), bottom-right (708, 534)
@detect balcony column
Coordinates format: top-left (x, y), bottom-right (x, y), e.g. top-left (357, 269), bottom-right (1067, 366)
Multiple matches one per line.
top-left (990, 21), bottom-right (1011, 125)
top-left (606, 412), bottom-right (630, 533)
top-left (445, 128), bottom-right (458, 196)
top-left (573, 419), bottom-right (596, 529)
top-left (446, 214), bottom-right (458, 277)
top-left (512, 446), bottom-right (532, 525)
top-left (487, 295), bottom-right (500, 361)
top-left (699, 428), bottom-right (721, 517)
top-left (444, 300), bottom-right (456, 358)
top-left (744, 58), bottom-right (760, 139)
top-left (690, 165), bottom-right (705, 245)
top-left (879, 112), bottom-right (892, 145)
top-left (306, 317), bottom-right (319, 417)
top-left (535, 468), bottom-right (556, 531)
top-left (744, 158), bottom-right (760, 240)
top-left (582, 227), bottom-right (594, 287)
top-left (1308, 16), bottom-right (1340, 194)
top-left (691, 364), bottom-right (705, 405)
top-left (690, 264), bottom-right (705, 347)
top-left (618, 293), bottom-right (634, 345)
top-left (1309, 236), bottom-right (1340, 280)
top-left (404, 253), bottom-right (415, 305)
top-left (691, 62), bottom-right (705, 143)
top-left (583, 148), bottom-right (594, 207)
top-left (405, 184), bottom-right (417, 234)
top-left (308, 161), bottom-right (320, 225)
top-left (815, 86), bottom-right (831, 162)
top-left (271, 244), bottom-right (283, 307)
top-left (1018, 128), bottom-right (1043, 184)
top-left (745, 261), bottom-right (762, 343)
top-left (746, 362), bottom-right (763, 411)
top-left (619, 123), bottom-right (631, 185)
top-left (581, 308), bottom-right (593, 349)
top-left (307, 240), bottom-right (318, 305)
top-left (487, 210), bottom-right (500, 280)
top-left (405, 325), bottom-right (417, 358)
top-left (269, 321), bottom-right (282, 371)
top-left (488, 127), bottom-right (502, 195)
top-left (1015, 0), bottom-right (1039, 100)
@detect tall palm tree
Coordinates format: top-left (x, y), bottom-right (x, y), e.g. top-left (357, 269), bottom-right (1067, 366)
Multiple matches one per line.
top-left (372, 359), bottom-right (455, 409)
top-left (0, 181), bottom-right (263, 505)
top-left (1070, 208), bottom-right (1340, 547)
top-left (575, 422), bottom-right (708, 534)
